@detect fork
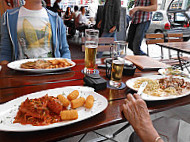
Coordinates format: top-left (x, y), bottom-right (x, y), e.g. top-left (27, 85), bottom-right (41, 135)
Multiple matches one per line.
top-left (137, 82), bottom-right (148, 95)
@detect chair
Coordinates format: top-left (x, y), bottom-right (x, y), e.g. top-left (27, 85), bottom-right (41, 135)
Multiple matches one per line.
top-left (81, 37), bottom-right (115, 55)
top-left (145, 33), bottom-right (165, 58)
top-left (166, 33), bottom-right (183, 59)
top-left (165, 33), bottom-right (190, 71)
top-left (74, 14), bottom-right (84, 37)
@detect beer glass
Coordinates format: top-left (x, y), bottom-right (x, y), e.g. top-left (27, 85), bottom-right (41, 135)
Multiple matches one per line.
top-left (84, 29), bottom-right (99, 74)
top-left (109, 59), bottom-right (124, 88)
top-left (111, 41), bottom-right (127, 57)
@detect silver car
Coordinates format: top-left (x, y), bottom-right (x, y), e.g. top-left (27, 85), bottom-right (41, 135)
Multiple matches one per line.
top-left (147, 10), bottom-right (169, 33)
top-left (147, 10), bottom-right (190, 41)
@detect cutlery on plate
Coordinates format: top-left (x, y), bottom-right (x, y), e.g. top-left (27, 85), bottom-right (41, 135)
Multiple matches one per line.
top-left (137, 82), bottom-right (148, 95)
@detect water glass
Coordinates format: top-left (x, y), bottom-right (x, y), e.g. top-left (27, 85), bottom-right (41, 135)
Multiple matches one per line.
top-left (111, 41), bottom-right (127, 57)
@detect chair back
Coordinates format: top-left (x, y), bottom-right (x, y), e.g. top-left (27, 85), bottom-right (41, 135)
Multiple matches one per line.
top-left (145, 33), bottom-right (165, 56)
top-left (166, 33), bottom-right (183, 42)
top-left (81, 37), bottom-right (115, 52)
top-left (145, 33), bottom-right (164, 44)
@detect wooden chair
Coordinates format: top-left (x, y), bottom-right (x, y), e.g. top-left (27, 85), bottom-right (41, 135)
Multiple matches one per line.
top-left (166, 33), bottom-right (183, 59)
top-left (81, 37), bottom-right (115, 53)
top-left (159, 33), bottom-right (189, 70)
top-left (145, 33), bottom-right (164, 58)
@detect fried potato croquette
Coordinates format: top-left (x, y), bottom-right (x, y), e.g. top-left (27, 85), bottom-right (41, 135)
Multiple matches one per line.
top-left (67, 90), bottom-right (79, 101)
top-left (57, 94), bottom-right (70, 107)
top-left (71, 97), bottom-right (85, 109)
top-left (60, 110), bottom-right (78, 120)
top-left (84, 95), bottom-right (94, 109)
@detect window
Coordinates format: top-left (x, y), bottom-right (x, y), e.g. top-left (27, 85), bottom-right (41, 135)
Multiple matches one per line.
top-left (152, 12), bottom-right (164, 21)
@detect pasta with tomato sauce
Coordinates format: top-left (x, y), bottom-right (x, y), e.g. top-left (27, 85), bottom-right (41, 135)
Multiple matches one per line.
top-left (13, 95), bottom-right (67, 126)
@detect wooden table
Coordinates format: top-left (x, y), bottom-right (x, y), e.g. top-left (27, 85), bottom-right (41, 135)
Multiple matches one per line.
top-left (1, 59), bottom-right (190, 142)
top-left (156, 41), bottom-right (190, 71)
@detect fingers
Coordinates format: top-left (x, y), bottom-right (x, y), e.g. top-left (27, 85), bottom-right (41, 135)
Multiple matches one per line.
top-left (127, 93), bottom-right (136, 102)
top-left (133, 93), bottom-right (141, 100)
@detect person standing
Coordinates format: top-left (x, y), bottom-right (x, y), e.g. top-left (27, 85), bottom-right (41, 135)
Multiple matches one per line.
top-left (88, 0), bottom-right (98, 23)
top-left (127, 0), bottom-right (157, 55)
top-left (98, 0), bottom-right (121, 40)
top-left (52, 0), bottom-right (63, 17)
top-left (0, 0), bottom-right (70, 64)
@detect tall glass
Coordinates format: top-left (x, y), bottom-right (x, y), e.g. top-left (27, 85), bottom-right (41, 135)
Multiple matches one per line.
top-left (84, 29), bottom-right (99, 74)
top-left (109, 59), bottom-right (124, 88)
top-left (112, 41), bottom-right (127, 57)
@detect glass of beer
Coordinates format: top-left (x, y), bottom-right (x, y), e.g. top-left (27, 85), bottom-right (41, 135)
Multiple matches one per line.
top-left (109, 59), bottom-right (124, 88)
top-left (84, 29), bottom-right (99, 74)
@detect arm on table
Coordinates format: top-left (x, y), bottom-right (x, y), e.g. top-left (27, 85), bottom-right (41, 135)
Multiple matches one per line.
top-left (122, 93), bottom-right (163, 142)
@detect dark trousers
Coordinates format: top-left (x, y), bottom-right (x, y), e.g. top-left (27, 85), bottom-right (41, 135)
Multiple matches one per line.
top-left (127, 21), bottom-right (150, 55)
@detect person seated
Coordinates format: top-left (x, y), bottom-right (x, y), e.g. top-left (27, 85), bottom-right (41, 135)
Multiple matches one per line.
top-left (0, 0), bottom-right (71, 65)
top-left (71, 6), bottom-right (79, 21)
top-left (75, 6), bottom-right (90, 33)
top-left (122, 93), bottom-right (164, 142)
top-left (64, 7), bottom-right (72, 27)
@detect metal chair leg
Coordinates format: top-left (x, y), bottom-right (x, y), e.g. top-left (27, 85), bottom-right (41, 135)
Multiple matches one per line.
top-left (147, 45), bottom-right (149, 56)
top-left (161, 46), bottom-right (163, 59)
top-left (177, 51), bottom-right (183, 71)
top-left (168, 49), bottom-right (171, 59)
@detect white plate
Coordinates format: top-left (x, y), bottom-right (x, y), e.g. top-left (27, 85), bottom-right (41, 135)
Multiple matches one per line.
top-left (158, 68), bottom-right (189, 77)
top-left (126, 75), bottom-right (190, 101)
top-left (0, 86), bottom-right (108, 132)
top-left (7, 58), bottom-right (76, 73)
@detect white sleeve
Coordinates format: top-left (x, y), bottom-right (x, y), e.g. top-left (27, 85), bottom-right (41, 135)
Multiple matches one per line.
top-left (78, 14), bottom-right (83, 24)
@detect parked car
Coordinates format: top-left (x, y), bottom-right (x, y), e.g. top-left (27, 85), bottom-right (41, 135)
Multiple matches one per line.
top-left (147, 10), bottom-right (169, 33)
top-left (147, 0), bottom-right (190, 41)
top-left (147, 10), bottom-right (190, 41)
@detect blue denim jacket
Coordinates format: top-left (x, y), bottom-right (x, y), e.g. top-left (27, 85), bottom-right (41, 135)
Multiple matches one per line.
top-left (0, 7), bottom-right (71, 62)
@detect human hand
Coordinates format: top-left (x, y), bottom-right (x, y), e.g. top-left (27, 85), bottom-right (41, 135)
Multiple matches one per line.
top-left (122, 93), bottom-right (163, 142)
top-left (129, 7), bottom-right (138, 16)
top-left (97, 21), bottom-right (102, 29)
top-left (109, 26), bottom-right (116, 33)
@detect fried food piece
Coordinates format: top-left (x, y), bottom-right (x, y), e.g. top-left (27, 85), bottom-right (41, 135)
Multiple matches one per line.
top-left (84, 95), bottom-right (94, 109)
top-left (47, 97), bottom-right (63, 114)
top-left (71, 97), bottom-right (85, 109)
top-left (57, 94), bottom-right (70, 107)
top-left (67, 90), bottom-right (79, 101)
top-left (60, 110), bottom-right (78, 120)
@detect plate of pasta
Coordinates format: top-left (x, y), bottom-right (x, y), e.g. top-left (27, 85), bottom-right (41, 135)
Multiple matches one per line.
top-left (0, 86), bottom-right (108, 132)
top-left (126, 75), bottom-right (190, 101)
top-left (7, 58), bottom-right (76, 73)
top-left (158, 68), bottom-right (190, 78)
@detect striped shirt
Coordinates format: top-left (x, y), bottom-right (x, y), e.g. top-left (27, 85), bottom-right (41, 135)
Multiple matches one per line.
top-left (131, 0), bottom-right (152, 24)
